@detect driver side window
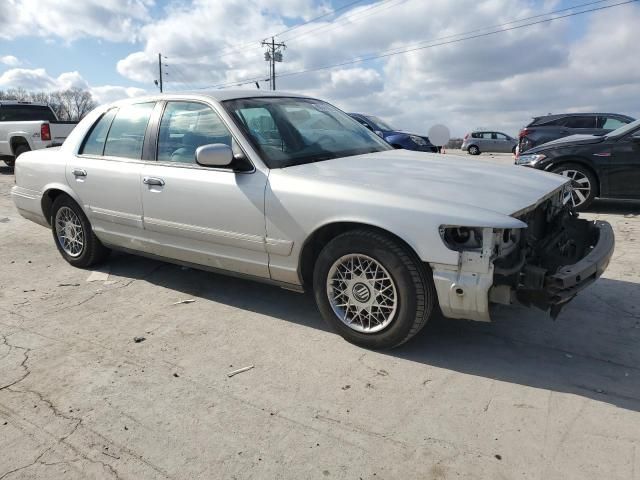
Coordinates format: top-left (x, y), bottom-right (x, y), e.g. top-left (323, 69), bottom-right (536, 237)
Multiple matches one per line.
top-left (157, 102), bottom-right (233, 164)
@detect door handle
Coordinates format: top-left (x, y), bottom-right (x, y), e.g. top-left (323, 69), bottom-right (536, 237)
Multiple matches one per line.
top-left (72, 168), bottom-right (87, 177)
top-left (143, 176), bottom-right (165, 186)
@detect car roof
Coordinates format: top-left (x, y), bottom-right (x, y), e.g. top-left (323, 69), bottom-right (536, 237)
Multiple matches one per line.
top-left (108, 89), bottom-right (315, 108)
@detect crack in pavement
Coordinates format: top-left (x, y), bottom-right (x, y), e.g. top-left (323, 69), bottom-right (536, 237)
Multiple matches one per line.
top-left (0, 334), bottom-right (31, 391)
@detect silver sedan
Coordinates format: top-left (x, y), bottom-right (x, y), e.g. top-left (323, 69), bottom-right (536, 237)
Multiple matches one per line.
top-left (12, 91), bottom-right (613, 348)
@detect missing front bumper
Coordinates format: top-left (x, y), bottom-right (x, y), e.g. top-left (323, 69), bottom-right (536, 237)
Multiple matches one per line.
top-left (516, 219), bottom-right (615, 317)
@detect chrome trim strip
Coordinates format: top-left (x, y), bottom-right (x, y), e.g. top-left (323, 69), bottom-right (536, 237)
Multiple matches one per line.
top-left (266, 237), bottom-right (294, 256)
top-left (89, 206), bottom-right (143, 228)
top-left (143, 216), bottom-right (267, 252)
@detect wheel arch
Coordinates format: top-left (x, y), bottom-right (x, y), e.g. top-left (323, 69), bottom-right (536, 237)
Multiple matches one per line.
top-left (41, 184), bottom-right (84, 225)
top-left (545, 157), bottom-right (601, 196)
top-left (298, 221), bottom-right (424, 288)
top-left (10, 135), bottom-right (31, 155)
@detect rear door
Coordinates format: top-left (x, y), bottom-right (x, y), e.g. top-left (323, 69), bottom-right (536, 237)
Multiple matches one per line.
top-left (140, 100), bottom-right (269, 278)
top-left (67, 102), bottom-right (156, 247)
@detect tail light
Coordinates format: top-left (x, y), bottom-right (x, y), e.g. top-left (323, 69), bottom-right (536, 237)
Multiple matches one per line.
top-left (41, 123), bottom-right (51, 141)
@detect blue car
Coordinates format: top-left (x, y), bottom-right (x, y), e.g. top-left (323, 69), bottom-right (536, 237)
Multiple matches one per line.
top-left (348, 113), bottom-right (439, 153)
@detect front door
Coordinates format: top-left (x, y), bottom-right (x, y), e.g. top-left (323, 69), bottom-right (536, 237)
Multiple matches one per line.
top-left (606, 128), bottom-right (640, 197)
top-left (66, 102), bottom-right (155, 247)
top-left (140, 100), bottom-right (269, 278)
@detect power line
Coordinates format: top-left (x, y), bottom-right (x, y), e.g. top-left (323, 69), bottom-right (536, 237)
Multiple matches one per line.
top-left (203, 0), bottom-right (637, 89)
top-left (281, 0), bottom-right (407, 43)
top-left (205, 0), bottom-right (368, 62)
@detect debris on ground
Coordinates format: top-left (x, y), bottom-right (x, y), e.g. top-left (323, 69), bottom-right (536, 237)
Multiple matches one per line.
top-left (58, 283), bottom-right (80, 287)
top-left (86, 270), bottom-right (110, 283)
top-left (133, 336), bottom-right (146, 343)
top-left (227, 365), bottom-right (254, 377)
top-left (342, 385), bottom-right (351, 390)
top-left (173, 373), bottom-right (179, 378)
top-left (172, 299), bottom-right (196, 305)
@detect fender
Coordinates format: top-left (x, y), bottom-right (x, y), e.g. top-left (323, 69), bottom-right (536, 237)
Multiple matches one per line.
top-left (41, 182), bottom-right (87, 224)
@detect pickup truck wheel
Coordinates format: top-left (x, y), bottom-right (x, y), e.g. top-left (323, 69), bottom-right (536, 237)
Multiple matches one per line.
top-left (468, 145), bottom-right (480, 155)
top-left (51, 196), bottom-right (110, 268)
top-left (313, 229), bottom-right (436, 349)
top-left (551, 163), bottom-right (597, 210)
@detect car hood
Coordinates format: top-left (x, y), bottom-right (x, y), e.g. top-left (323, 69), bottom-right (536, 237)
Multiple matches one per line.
top-left (530, 134), bottom-right (605, 152)
top-left (278, 150), bottom-right (568, 219)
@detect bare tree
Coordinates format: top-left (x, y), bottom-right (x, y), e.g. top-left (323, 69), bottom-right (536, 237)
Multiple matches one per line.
top-left (0, 87), bottom-right (96, 121)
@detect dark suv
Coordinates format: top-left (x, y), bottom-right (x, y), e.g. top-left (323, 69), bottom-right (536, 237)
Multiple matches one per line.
top-left (518, 113), bottom-right (635, 154)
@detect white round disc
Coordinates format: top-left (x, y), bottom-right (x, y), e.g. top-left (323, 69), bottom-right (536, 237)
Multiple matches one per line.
top-left (428, 124), bottom-right (451, 147)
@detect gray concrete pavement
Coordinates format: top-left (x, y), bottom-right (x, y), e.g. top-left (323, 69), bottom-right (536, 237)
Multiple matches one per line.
top-left (1, 158), bottom-right (639, 479)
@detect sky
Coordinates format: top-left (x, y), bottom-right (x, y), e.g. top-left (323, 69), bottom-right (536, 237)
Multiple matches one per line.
top-left (1, 0), bottom-right (639, 136)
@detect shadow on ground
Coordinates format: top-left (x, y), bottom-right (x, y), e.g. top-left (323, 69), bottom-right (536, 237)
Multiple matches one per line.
top-left (585, 198), bottom-right (640, 215)
top-left (0, 165), bottom-right (14, 176)
top-left (106, 251), bottom-right (640, 413)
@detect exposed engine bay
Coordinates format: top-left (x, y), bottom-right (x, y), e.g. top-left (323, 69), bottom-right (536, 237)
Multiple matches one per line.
top-left (431, 185), bottom-right (615, 322)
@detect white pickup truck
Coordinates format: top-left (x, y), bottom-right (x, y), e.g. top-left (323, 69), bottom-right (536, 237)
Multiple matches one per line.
top-left (0, 101), bottom-right (78, 167)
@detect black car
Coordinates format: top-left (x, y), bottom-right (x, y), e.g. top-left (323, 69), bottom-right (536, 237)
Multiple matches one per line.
top-left (518, 112), bottom-right (635, 154)
top-left (515, 119), bottom-right (640, 210)
top-left (348, 113), bottom-right (439, 153)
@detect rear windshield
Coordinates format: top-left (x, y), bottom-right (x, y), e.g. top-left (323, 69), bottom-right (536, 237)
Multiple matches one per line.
top-left (0, 105), bottom-right (57, 122)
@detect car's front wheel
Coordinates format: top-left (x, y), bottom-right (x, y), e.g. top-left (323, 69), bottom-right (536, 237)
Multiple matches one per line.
top-left (551, 163), bottom-right (597, 210)
top-left (313, 229), bottom-right (436, 349)
top-left (51, 195), bottom-right (110, 268)
top-left (468, 145), bottom-right (480, 155)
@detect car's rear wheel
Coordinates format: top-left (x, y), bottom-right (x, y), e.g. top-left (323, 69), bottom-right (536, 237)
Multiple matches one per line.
top-left (468, 145), bottom-right (480, 155)
top-left (4, 145), bottom-right (29, 167)
top-left (551, 163), bottom-right (597, 210)
top-left (313, 229), bottom-right (436, 349)
top-left (51, 195), bottom-right (110, 268)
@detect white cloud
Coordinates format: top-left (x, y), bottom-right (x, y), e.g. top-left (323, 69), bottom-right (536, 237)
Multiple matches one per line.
top-left (0, 68), bottom-right (146, 105)
top-left (0, 0), bottom-right (153, 42)
top-left (0, 55), bottom-right (20, 66)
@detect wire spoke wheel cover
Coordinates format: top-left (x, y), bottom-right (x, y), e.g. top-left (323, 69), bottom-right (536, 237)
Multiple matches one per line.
top-left (326, 254), bottom-right (398, 333)
top-left (559, 169), bottom-right (591, 208)
top-left (55, 206), bottom-right (85, 257)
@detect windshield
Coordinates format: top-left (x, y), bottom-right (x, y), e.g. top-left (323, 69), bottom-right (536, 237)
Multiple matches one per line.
top-left (224, 97), bottom-right (392, 168)
top-left (366, 115), bottom-right (395, 131)
top-left (606, 118), bottom-right (640, 138)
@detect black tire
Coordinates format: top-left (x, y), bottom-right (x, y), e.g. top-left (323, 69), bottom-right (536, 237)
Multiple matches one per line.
top-left (468, 145), bottom-right (480, 155)
top-left (313, 229), bottom-right (436, 349)
top-left (51, 195), bottom-right (110, 268)
top-left (551, 163), bottom-right (598, 211)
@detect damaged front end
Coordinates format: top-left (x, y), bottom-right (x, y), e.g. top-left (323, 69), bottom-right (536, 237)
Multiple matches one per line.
top-left (431, 184), bottom-right (615, 321)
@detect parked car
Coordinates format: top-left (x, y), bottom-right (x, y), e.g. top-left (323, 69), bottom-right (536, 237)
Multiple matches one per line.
top-left (517, 112), bottom-right (635, 155)
top-left (12, 91), bottom-right (614, 349)
top-left (461, 130), bottom-right (517, 155)
top-left (0, 101), bottom-right (78, 168)
top-left (516, 119), bottom-right (640, 210)
top-left (348, 113), bottom-right (438, 152)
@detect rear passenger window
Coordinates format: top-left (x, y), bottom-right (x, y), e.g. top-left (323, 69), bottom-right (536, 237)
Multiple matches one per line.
top-left (157, 102), bottom-right (232, 164)
top-left (80, 109), bottom-right (117, 156)
top-left (563, 116), bottom-right (595, 129)
top-left (103, 103), bottom-right (155, 159)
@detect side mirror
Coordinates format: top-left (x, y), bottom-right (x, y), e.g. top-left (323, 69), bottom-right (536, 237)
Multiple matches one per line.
top-left (195, 143), bottom-right (233, 167)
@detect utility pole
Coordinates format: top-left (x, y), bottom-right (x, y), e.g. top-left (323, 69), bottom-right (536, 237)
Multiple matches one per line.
top-left (262, 37), bottom-right (285, 90)
top-left (158, 53), bottom-right (163, 93)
